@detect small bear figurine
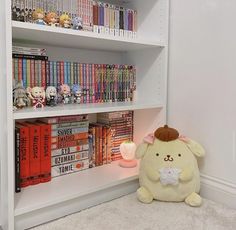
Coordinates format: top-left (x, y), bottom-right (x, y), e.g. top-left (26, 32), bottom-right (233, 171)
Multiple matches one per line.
top-left (136, 125), bottom-right (205, 207)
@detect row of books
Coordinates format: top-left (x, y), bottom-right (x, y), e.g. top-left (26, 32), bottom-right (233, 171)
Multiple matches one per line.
top-left (97, 111), bottom-right (134, 161)
top-left (15, 112), bottom-right (134, 192)
top-left (12, 0), bottom-right (137, 38)
top-left (12, 57), bottom-right (137, 103)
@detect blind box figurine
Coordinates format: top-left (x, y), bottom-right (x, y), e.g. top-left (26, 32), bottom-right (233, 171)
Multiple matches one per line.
top-left (72, 17), bottom-right (83, 30)
top-left (32, 8), bottom-right (47, 25)
top-left (46, 86), bottom-right (57, 106)
top-left (27, 86), bottom-right (46, 108)
top-left (59, 14), bottom-right (71, 28)
top-left (71, 84), bottom-right (82, 104)
top-left (45, 12), bottom-right (59, 27)
top-left (59, 84), bottom-right (72, 104)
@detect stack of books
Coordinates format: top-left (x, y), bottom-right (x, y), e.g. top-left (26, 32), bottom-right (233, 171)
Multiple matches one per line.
top-left (97, 111), bottom-right (134, 161)
top-left (40, 115), bottom-right (90, 178)
top-left (89, 123), bottom-right (112, 167)
top-left (15, 121), bottom-right (52, 193)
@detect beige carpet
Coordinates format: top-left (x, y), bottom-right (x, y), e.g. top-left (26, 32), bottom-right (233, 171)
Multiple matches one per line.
top-left (31, 193), bottom-right (236, 230)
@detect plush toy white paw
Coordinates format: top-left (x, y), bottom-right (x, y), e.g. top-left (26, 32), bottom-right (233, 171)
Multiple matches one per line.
top-left (136, 125), bottom-right (205, 207)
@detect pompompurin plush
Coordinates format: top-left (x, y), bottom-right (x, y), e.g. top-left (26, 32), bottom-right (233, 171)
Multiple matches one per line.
top-left (136, 125), bottom-right (205, 207)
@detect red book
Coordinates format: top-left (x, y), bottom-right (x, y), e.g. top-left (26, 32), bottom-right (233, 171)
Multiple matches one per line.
top-left (16, 123), bottom-right (30, 188)
top-left (36, 122), bottom-right (52, 183)
top-left (24, 122), bottom-right (41, 185)
top-left (93, 1), bottom-right (98, 25)
top-left (18, 59), bottom-right (22, 82)
top-left (41, 60), bottom-right (46, 88)
top-left (60, 61), bottom-right (64, 84)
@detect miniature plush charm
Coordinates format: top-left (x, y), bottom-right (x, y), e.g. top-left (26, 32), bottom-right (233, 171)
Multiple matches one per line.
top-left (59, 14), bottom-right (71, 28)
top-left (71, 84), bottom-right (82, 104)
top-left (27, 86), bottom-right (45, 108)
top-left (32, 8), bottom-right (47, 25)
top-left (136, 125), bottom-right (205, 207)
top-left (45, 12), bottom-right (59, 27)
top-left (46, 86), bottom-right (57, 106)
top-left (59, 84), bottom-right (71, 104)
top-left (72, 16), bottom-right (83, 30)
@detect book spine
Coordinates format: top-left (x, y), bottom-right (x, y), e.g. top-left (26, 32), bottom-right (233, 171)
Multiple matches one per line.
top-left (41, 60), bottom-right (46, 88)
top-left (19, 125), bottom-right (30, 187)
top-left (40, 123), bottom-right (52, 183)
top-left (52, 150), bottom-right (89, 166)
top-left (18, 58), bottom-right (22, 82)
top-left (51, 121), bottom-right (89, 129)
top-left (51, 158), bottom-right (89, 177)
top-left (15, 127), bottom-right (21, 193)
top-left (22, 58), bottom-right (27, 87)
top-left (51, 138), bottom-right (89, 150)
top-left (29, 124), bottom-right (41, 185)
top-left (12, 54), bottom-right (49, 60)
top-left (51, 143), bottom-right (89, 156)
top-left (51, 132), bottom-right (89, 143)
top-left (51, 127), bottom-right (88, 136)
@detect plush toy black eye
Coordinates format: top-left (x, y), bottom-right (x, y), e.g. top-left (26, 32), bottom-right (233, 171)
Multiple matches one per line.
top-left (178, 154), bottom-right (181, 157)
top-left (156, 153), bottom-right (159, 156)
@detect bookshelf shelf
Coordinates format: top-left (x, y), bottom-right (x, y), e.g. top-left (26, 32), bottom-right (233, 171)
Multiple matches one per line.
top-left (12, 21), bottom-right (166, 52)
top-left (14, 160), bottom-right (139, 216)
top-left (1, 0), bottom-right (169, 229)
top-left (13, 101), bottom-right (164, 120)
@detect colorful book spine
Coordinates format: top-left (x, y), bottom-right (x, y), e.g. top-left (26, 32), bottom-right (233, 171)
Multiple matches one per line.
top-left (38, 122), bottom-right (52, 183)
top-left (16, 123), bottom-right (30, 188)
top-left (51, 143), bottom-right (89, 157)
top-left (52, 150), bottom-right (89, 166)
top-left (15, 127), bottom-right (21, 193)
top-left (51, 158), bottom-right (89, 177)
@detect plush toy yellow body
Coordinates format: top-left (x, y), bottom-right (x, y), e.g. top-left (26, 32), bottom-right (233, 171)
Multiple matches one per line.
top-left (136, 125), bottom-right (205, 207)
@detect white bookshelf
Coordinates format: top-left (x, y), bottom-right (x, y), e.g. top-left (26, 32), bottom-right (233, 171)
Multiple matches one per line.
top-left (1, 0), bottom-right (169, 229)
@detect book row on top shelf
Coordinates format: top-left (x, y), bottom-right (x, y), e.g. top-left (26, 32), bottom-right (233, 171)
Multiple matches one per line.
top-left (11, 0), bottom-right (168, 51)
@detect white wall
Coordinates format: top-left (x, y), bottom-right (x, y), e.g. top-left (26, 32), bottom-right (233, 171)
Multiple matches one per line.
top-left (168, 0), bottom-right (236, 207)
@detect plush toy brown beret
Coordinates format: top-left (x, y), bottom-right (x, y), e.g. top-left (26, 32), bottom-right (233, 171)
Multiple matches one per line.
top-left (154, 125), bottom-right (179, 142)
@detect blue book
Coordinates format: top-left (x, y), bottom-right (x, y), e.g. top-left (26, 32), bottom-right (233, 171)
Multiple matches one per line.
top-left (22, 59), bottom-right (27, 87)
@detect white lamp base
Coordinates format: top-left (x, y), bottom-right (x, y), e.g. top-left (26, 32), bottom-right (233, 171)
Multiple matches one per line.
top-left (119, 159), bottom-right (137, 168)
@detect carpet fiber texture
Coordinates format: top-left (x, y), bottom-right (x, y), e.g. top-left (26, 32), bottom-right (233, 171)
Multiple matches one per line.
top-left (31, 193), bottom-right (236, 230)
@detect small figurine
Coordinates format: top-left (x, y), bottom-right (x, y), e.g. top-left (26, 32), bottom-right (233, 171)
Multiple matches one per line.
top-left (72, 16), bottom-right (83, 30)
top-left (59, 14), bottom-right (71, 28)
top-left (28, 9), bottom-right (33, 23)
top-left (13, 81), bottom-right (29, 109)
top-left (27, 86), bottom-right (45, 109)
top-left (71, 84), bottom-right (82, 104)
top-left (45, 12), bottom-right (59, 27)
top-left (46, 86), bottom-right (57, 106)
top-left (12, 6), bottom-right (17, 21)
top-left (32, 8), bottom-right (47, 25)
top-left (59, 84), bottom-right (71, 104)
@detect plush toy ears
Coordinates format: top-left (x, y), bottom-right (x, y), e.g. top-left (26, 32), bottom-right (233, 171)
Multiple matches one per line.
top-left (185, 139), bottom-right (205, 157)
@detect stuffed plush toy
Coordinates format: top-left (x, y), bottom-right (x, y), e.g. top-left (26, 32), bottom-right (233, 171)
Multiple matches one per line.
top-left (136, 125), bottom-right (205, 207)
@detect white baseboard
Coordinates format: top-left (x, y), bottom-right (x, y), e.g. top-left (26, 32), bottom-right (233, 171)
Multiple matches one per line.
top-left (200, 174), bottom-right (236, 209)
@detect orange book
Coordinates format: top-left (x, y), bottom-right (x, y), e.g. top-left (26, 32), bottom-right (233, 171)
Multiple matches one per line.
top-left (16, 123), bottom-right (30, 188)
top-left (36, 122), bottom-right (52, 183)
top-left (23, 122), bottom-right (41, 185)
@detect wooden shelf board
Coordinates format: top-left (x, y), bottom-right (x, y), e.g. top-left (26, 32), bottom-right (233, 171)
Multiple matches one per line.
top-left (14, 161), bottom-right (139, 216)
top-left (12, 21), bottom-right (165, 51)
top-left (13, 101), bottom-right (164, 120)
